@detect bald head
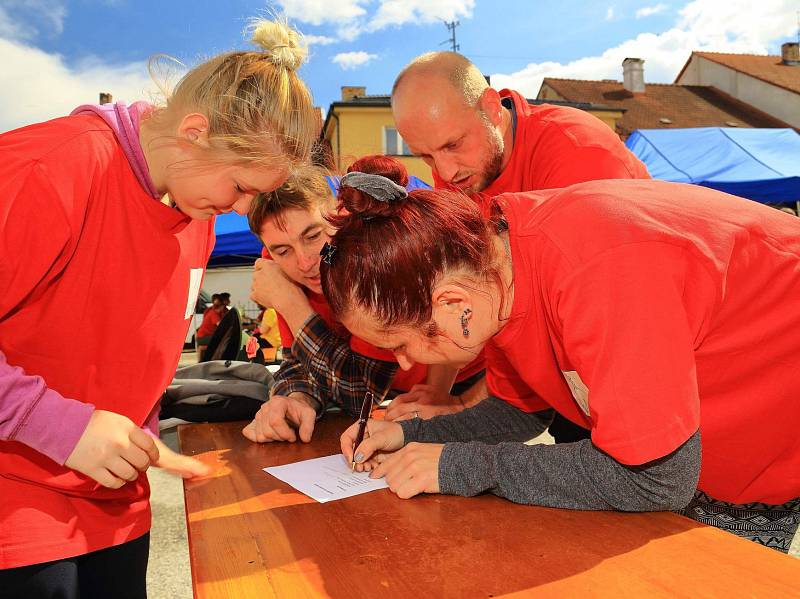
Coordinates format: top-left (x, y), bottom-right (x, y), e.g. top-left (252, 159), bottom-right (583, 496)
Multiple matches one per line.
top-left (390, 52), bottom-right (508, 194)
top-left (392, 51), bottom-right (489, 108)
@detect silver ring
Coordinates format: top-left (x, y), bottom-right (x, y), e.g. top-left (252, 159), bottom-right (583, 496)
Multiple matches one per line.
top-left (413, 410), bottom-right (420, 419)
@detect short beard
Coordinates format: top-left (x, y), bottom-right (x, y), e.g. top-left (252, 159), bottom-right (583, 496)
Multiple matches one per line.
top-left (472, 112), bottom-right (505, 192)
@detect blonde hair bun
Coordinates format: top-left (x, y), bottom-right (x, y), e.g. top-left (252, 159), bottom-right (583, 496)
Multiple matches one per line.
top-left (250, 19), bottom-right (308, 71)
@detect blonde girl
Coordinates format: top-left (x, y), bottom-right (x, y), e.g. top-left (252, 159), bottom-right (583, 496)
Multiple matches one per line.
top-left (0, 18), bottom-right (317, 598)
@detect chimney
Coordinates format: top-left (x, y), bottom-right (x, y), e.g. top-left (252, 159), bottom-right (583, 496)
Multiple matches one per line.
top-left (99, 92), bottom-right (112, 104)
top-left (781, 42), bottom-right (800, 66)
top-left (341, 86), bottom-right (366, 101)
top-left (622, 58), bottom-right (645, 94)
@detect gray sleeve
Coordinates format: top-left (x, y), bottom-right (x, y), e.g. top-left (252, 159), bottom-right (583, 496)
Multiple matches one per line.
top-left (399, 396), bottom-right (554, 444)
top-left (437, 431), bottom-right (701, 512)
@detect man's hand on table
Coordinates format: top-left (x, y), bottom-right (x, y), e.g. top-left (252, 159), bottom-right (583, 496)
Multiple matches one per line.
top-left (385, 383), bottom-right (465, 421)
top-left (242, 393), bottom-right (317, 443)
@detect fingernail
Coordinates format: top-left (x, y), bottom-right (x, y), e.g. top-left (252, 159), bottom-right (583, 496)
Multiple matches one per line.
top-left (355, 453), bottom-right (364, 463)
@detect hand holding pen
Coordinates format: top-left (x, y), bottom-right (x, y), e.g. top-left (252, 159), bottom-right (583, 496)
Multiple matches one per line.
top-left (351, 391), bottom-right (374, 470)
top-left (342, 409), bottom-right (406, 472)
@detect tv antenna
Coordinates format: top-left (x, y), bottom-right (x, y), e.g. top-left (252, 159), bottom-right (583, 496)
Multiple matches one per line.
top-left (441, 20), bottom-right (460, 52)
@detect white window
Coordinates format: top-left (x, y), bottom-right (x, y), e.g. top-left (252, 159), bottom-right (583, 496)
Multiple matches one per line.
top-left (383, 126), bottom-right (412, 156)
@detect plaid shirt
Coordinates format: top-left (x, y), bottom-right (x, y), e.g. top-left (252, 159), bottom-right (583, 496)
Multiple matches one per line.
top-left (271, 313), bottom-right (398, 417)
top-left (269, 344), bottom-right (322, 410)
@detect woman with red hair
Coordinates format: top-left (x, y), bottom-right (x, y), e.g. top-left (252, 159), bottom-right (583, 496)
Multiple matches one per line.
top-left (323, 156), bottom-right (800, 553)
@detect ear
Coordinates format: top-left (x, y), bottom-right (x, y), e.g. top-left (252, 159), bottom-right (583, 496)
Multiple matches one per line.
top-left (176, 112), bottom-right (210, 145)
top-left (477, 87), bottom-right (503, 127)
top-left (432, 284), bottom-right (472, 316)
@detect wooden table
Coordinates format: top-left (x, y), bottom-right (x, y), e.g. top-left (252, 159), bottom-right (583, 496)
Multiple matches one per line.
top-left (179, 417), bottom-right (800, 598)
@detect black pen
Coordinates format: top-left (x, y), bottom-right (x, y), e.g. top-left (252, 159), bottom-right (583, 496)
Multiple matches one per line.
top-left (351, 391), bottom-right (374, 471)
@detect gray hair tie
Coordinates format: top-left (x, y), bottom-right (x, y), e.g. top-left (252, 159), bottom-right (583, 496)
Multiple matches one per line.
top-left (339, 171), bottom-right (408, 203)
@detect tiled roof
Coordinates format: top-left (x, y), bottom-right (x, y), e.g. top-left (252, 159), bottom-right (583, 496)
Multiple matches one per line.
top-left (540, 78), bottom-right (792, 138)
top-left (684, 52), bottom-right (800, 95)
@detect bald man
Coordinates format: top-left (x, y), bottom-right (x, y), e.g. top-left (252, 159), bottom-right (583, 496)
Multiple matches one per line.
top-left (392, 51), bottom-right (649, 207)
top-left (391, 52), bottom-right (651, 443)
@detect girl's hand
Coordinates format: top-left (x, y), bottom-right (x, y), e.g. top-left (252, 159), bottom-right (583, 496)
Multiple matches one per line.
top-left (340, 418), bottom-right (404, 471)
top-left (152, 438), bottom-right (211, 479)
top-left (65, 410), bottom-right (160, 489)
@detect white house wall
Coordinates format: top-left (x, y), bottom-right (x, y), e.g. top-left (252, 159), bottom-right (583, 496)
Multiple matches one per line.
top-left (202, 266), bottom-right (260, 319)
top-left (677, 56), bottom-right (800, 128)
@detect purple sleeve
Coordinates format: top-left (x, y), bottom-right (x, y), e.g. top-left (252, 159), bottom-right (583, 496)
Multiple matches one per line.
top-left (0, 350), bottom-right (95, 465)
top-left (142, 402), bottom-right (160, 439)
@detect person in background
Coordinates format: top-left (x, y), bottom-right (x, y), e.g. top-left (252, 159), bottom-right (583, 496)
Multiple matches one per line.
top-left (259, 306), bottom-right (282, 349)
top-left (243, 160), bottom-right (484, 444)
top-left (321, 156), bottom-right (798, 553)
top-left (196, 293), bottom-right (226, 347)
top-left (247, 303), bottom-right (281, 363)
top-left (0, 17), bottom-right (317, 597)
top-left (208, 293), bottom-right (221, 312)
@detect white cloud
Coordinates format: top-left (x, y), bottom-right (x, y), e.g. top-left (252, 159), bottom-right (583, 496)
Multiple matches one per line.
top-left (33, 0), bottom-right (67, 36)
top-left (303, 33), bottom-right (337, 46)
top-left (368, 0), bottom-right (475, 30)
top-left (605, 6), bottom-right (615, 21)
top-left (332, 51), bottom-right (378, 70)
top-left (636, 4), bottom-right (668, 18)
top-left (0, 37), bottom-right (158, 133)
top-left (279, 0), bottom-right (473, 40)
top-left (1, 0), bottom-right (67, 38)
top-left (0, 5), bottom-right (33, 40)
top-left (277, 0), bottom-right (368, 27)
top-left (336, 22), bottom-right (364, 42)
top-left (0, 2), bottom-right (161, 133)
top-left (491, 0), bottom-right (797, 98)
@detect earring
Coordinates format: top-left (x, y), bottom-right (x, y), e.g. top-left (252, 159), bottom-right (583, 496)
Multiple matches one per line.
top-left (460, 308), bottom-right (472, 338)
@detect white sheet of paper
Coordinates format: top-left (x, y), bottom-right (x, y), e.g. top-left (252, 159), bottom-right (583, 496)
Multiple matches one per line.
top-left (264, 454), bottom-right (389, 503)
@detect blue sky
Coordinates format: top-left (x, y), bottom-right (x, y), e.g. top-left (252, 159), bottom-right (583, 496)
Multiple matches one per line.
top-left (0, 0), bottom-right (796, 132)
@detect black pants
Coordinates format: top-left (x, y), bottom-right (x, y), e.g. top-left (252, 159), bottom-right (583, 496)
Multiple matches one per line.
top-left (1, 532), bottom-right (149, 599)
top-left (548, 412), bottom-right (591, 443)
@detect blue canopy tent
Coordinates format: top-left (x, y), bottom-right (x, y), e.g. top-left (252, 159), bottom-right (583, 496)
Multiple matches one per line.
top-left (625, 127), bottom-right (800, 207)
top-left (208, 175), bottom-right (432, 267)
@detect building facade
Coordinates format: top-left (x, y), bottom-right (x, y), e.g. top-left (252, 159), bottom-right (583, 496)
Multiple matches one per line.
top-left (321, 87), bottom-right (432, 183)
top-left (675, 44), bottom-right (800, 129)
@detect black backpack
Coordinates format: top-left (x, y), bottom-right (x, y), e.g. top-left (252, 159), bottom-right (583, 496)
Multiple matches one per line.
top-left (200, 307), bottom-right (247, 362)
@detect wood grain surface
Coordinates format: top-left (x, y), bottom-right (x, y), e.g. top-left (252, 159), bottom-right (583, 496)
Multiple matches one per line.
top-left (179, 417), bottom-right (800, 598)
